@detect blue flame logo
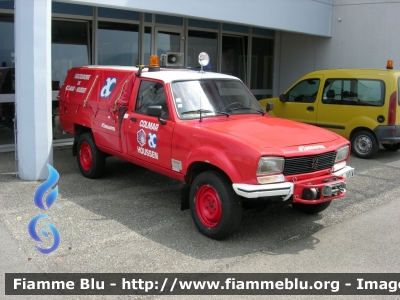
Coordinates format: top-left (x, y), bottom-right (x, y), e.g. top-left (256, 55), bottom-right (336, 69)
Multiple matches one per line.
top-left (28, 164), bottom-right (61, 254)
top-left (28, 214), bottom-right (60, 254)
top-left (33, 164), bottom-right (59, 210)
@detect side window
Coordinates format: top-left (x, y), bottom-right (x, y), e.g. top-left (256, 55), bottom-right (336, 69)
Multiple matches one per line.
top-left (357, 80), bottom-right (384, 105)
top-left (287, 79), bottom-right (320, 103)
top-left (323, 79), bottom-right (384, 106)
top-left (322, 79), bottom-right (347, 103)
top-left (135, 80), bottom-right (169, 118)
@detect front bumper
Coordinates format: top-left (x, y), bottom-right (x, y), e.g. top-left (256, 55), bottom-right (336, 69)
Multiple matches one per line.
top-left (232, 166), bottom-right (355, 203)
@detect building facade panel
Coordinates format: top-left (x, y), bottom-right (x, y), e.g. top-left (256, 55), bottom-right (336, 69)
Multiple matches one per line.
top-left (67, 0), bottom-right (333, 37)
top-left (276, 0), bottom-right (400, 94)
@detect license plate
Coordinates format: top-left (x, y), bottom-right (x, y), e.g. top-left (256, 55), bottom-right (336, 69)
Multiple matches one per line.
top-left (342, 168), bottom-right (355, 179)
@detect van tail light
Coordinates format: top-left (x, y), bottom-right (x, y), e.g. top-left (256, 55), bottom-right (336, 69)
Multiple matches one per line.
top-left (388, 91), bottom-right (397, 126)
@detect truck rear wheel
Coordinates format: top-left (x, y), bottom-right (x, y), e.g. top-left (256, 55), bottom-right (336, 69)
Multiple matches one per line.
top-left (189, 170), bottom-right (242, 240)
top-left (292, 200), bottom-right (331, 214)
top-left (77, 133), bottom-right (105, 178)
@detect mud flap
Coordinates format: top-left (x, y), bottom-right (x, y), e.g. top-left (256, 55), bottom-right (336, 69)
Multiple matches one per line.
top-left (180, 184), bottom-right (191, 211)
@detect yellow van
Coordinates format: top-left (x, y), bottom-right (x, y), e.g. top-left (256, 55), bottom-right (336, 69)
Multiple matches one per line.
top-left (259, 61), bottom-right (400, 158)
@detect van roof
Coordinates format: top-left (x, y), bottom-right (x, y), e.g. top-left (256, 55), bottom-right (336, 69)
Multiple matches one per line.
top-left (305, 68), bottom-right (400, 77)
top-left (80, 65), bottom-right (240, 83)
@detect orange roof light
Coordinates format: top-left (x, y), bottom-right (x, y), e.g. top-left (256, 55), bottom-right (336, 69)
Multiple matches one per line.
top-left (149, 55), bottom-right (160, 68)
top-left (387, 60), bottom-right (393, 70)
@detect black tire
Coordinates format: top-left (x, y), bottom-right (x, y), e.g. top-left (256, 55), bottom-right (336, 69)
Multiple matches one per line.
top-left (77, 133), bottom-right (105, 178)
top-left (292, 200), bottom-right (331, 214)
top-left (351, 130), bottom-right (379, 159)
top-left (189, 170), bottom-right (242, 240)
top-left (382, 143), bottom-right (400, 151)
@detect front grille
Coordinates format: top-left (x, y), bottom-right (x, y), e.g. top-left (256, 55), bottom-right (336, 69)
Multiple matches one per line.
top-left (283, 151), bottom-right (336, 176)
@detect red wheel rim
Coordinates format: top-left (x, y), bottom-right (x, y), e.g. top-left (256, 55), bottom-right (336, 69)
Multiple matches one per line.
top-left (79, 142), bottom-right (92, 171)
top-left (195, 185), bottom-right (222, 228)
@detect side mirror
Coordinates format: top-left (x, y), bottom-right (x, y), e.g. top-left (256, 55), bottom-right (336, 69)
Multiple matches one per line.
top-left (279, 94), bottom-right (287, 103)
top-left (266, 102), bottom-right (274, 112)
top-left (147, 105), bottom-right (167, 125)
top-left (147, 105), bottom-right (163, 117)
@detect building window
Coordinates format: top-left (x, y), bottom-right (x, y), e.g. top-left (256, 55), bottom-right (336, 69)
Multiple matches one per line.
top-left (0, 13), bottom-right (14, 141)
top-left (187, 30), bottom-right (217, 70)
top-left (155, 15), bottom-right (183, 26)
top-left (144, 27), bottom-right (152, 65)
top-left (0, 67), bottom-right (14, 144)
top-left (250, 37), bottom-right (274, 100)
top-left (156, 31), bottom-right (180, 56)
top-left (188, 19), bottom-right (218, 31)
top-left (52, 2), bottom-right (93, 16)
top-left (97, 21), bottom-right (139, 66)
top-left (0, 14), bottom-right (14, 69)
top-left (222, 35), bottom-right (248, 83)
top-left (52, 20), bottom-right (91, 90)
top-left (98, 7), bottom-right (139, 21)
top-left (51, 19), bottom-right (91, 141)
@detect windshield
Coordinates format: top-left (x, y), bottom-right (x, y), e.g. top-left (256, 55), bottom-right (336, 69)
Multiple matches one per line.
top-left (171, 79), bottom-right (264, 119)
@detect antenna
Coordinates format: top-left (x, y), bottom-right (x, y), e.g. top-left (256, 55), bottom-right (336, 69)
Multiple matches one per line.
top-left (199, 78), bottom-right (203, 122)
top-left (198, 53), bottom-right (209, 122)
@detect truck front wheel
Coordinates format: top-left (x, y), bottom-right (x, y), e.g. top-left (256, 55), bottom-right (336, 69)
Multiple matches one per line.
top-left (77, 133), bottom-right (105, 178)
top-left (189, 170), bottom-right (242, 240)
top-left (292, 200), bottom-right (331, 214)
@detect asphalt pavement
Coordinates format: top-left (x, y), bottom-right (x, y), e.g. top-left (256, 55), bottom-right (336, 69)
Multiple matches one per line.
top-left (1, 146), bottom-right (399, 300)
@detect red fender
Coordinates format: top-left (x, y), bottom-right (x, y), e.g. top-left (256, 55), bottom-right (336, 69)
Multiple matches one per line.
top-left (185, 145), bottom-right (243, 183)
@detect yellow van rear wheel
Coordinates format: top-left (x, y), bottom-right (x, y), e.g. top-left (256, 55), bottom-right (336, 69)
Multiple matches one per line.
top-left (351, 130), bottom-right (379, 159)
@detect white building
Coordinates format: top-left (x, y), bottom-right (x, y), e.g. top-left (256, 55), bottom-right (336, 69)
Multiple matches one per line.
top-left (0, 0), bottom-right (399, 179)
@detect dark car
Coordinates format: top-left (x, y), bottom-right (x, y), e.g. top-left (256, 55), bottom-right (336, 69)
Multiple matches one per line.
top-left (0, 67), bottom-right (14, 129)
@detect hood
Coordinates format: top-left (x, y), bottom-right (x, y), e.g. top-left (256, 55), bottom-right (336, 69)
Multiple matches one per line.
top-left (199, 115), bottom-right (340, 149)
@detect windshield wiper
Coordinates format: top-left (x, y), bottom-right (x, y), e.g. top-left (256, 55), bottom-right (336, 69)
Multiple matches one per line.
top-left (227, 106), bottom-right (265, 116)
top-left (181, 109), bottom-right (213, 115)
top-left (217, 111), bottom-right (230, 117)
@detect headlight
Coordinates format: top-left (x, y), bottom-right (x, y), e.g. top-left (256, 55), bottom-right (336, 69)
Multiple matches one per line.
top-left (257, 157), bottom-right (284, 175)
top-left (335, 145), bottom-right (349, 163)
top-left (333, 145), bottom-right (349, 171)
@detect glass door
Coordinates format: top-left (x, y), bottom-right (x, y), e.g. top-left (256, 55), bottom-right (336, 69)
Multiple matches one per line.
top-left (154, 27), bottom-right (184, 58)
top-left (221, 35), bottom-right (247, 83)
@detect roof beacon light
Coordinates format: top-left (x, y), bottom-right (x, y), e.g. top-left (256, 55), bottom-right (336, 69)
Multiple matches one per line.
top-left (198, 52), bottom-right (210, 73)
top-left (149, 55), bottom-right (160, 72)
top-left (387, 60), bottom-right (393, 70)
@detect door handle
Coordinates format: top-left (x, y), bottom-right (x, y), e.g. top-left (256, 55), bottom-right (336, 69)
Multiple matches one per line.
top-left (306, 106), bottom-right (314, 111)
top-left (130, 117), bottom-right (137, 122)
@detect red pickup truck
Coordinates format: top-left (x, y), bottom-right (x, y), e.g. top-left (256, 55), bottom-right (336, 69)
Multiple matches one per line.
top-left (58, 53), bottom-right (354, 239)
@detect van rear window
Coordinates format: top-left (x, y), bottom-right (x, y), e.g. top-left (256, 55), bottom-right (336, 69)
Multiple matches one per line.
top-left (322, 79), bottom-right (384, 107)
